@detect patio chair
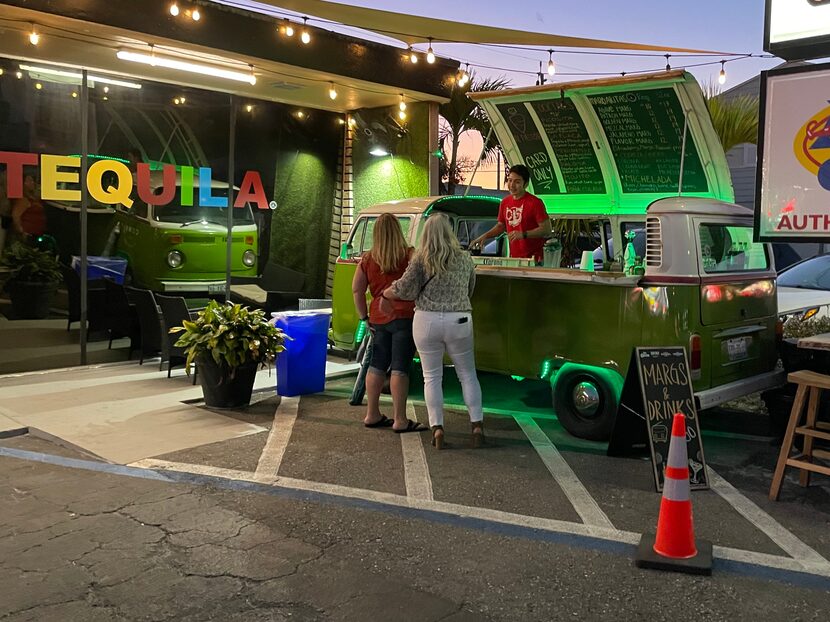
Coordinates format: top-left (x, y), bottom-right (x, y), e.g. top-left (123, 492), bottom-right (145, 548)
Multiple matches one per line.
top-left (59, 263), bottom-right (105, 332)
top-left (102, 278), bottom-right (140, 355)
top-left (125, 286), bottom-right (163, 366)
top-left (155, 293), bottom-right (198, 383)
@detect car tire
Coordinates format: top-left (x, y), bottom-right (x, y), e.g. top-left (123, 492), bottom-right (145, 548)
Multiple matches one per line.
top-left (552, 368), bottom-right (617, 441)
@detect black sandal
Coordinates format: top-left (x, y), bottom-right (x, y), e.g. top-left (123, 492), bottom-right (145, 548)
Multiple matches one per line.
top-left (364, 415), bottom-right (394, 428)
top-left (393, 419), bottom-right (424, 433)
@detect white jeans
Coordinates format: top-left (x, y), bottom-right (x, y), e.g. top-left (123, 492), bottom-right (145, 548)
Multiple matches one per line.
top-left (412, 310), bottom-right (483, 428)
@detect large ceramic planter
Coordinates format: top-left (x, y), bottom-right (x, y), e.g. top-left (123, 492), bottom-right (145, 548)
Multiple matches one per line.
top-left (197, 355), bottom-right (259, 409)
top-left (7, 280), bottom-right (58, 319)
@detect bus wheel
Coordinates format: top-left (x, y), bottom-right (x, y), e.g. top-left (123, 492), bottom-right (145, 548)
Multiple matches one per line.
top-left (552, 369), bottom-right (617, 441)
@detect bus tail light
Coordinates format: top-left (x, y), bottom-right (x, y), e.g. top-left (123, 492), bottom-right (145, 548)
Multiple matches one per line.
top-left (245, 236), bottom-right (254, 245)
top-left (168, 234), bottom-right (183, 244)
top-left (689, 333), bottom-right (702, 381)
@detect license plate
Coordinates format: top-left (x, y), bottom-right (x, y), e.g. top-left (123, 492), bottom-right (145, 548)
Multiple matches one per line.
top-left (208, 283), bottom-right (225, 294)
top-left (724, 336), bottom-right (750, 362)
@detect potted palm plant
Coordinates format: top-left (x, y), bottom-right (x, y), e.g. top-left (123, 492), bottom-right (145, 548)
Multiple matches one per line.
top-left (1, 242), bottom-right (62, 319)
top-left (170, 300), bottom-right (286, 408)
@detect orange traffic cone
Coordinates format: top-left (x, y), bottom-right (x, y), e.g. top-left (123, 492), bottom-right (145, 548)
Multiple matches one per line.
top-left (635, 412), bottom-right (712, 575)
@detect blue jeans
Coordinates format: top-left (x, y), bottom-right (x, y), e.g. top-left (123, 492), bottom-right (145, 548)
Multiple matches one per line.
top-left (369, 318), bottom-right (415, 376)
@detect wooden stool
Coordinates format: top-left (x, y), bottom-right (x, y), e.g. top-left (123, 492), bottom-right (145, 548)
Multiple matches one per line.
top-left (769, 370), bottom-right (830, 500)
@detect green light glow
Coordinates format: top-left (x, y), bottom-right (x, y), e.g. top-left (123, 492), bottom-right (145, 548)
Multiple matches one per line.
top-left (510, 375), bottom-right (525, 381)
top-left (539, 359), bottom-right (553, 380)
top-left (354, 319), bottom-right (368, 344)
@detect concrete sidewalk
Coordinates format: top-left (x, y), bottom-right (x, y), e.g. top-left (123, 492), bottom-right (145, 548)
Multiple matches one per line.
top-left (0, 357), bottom-right (358, 464)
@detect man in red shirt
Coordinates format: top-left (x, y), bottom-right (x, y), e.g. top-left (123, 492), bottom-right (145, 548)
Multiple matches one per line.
top-left (471, 164), bottom-right (551, 263)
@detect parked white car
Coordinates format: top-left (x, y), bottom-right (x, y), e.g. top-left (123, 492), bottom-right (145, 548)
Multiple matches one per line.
top-left (776, 254), bottom-right (830, 319)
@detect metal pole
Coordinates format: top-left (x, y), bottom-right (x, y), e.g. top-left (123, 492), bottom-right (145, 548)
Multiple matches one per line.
top-left (464, 126), bottom-right (494, 197)
top-left (225, 96), bottom-right (236, 303)
top-left (80, 70), bottom-right (89, 365)
top-left (677, 115), bottom-right (688, 196)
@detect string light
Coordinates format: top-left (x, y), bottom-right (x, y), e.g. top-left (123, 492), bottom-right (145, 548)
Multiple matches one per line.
top-left (426, 38), bottom-right (435, 64)
top-left (296, 110), bottom-right (305, 119)
top-left (15, 71), bottom-right (22, 79)
top-left (28, 25), bottom-right (39, 46)
top-left (547, 49), bottom-right (556, 76)
top-left (103, 86), bottom-right (109, 93)
top-left (718, 60), bottom-right (727, 85)
top-left (169, 3), bottom-right (179, 16)
top-left (0, 68), bottom-right (3, 76)
top-left (328, 82), bottom-right (338, 100)
top-left (301, 17), bottom-right (311, 44)
top-left (409, 47), bottom-right (418, 64)
top-left (35, 82), bottom-right (42, 90)
top-left (398, 93), bottom-right (406, 112)
top-left (245, 104), bottom-right (253, 112)
top-left (191, 8), bottom-right (200, 21)
top-left (283, 19), bottom-right (294, 37)
top-left (458, 64), bottom-right (470, 87)
top-left (71, 91), bottom-right (78, 98)
top-left (398, 108), bottom-right (407, 121)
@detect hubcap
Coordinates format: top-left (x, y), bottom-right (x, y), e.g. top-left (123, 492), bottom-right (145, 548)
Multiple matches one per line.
top-left (572, 381), bottom-right (600, 417)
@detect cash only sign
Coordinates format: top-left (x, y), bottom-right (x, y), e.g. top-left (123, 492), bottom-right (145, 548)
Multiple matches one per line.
top-left (0, 151), bottom-right (272, 210)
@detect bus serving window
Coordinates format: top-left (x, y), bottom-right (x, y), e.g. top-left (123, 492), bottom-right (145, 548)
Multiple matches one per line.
top-left (699, 224), bottom-right (768, 273)
top-left (457, 218), bottom-right (500, 256)
top-left (348, 216), bottom-right (413, 257)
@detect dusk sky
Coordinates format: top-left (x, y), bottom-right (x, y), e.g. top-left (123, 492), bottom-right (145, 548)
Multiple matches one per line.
top-left (230, 0), bottom-right (784, 186)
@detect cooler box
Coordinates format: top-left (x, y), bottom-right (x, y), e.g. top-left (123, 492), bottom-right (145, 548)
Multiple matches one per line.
top-left (273, 310), bottom-right (331, 397)
top-left (71, 256), bottom-right (128, 284)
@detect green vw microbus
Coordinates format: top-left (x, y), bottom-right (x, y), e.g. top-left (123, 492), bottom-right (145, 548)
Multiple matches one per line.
top-left (331, 71), bottom-right (785, 441)
top-left (114, 171), bottom-right (258, 293)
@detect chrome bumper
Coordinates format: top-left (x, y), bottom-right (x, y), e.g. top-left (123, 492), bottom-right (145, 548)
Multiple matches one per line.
top-left (695, 369), bottom-right (787, 411)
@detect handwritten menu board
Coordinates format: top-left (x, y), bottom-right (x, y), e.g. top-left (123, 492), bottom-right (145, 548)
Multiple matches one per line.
top-left (608, 347), bottom-right (708, 492)
top-left (587, 88), bottom-right (709, 194)
top-left (496, 102), bottom-right (560, 194)
top-left (530, 98), bottom-right (606, 194)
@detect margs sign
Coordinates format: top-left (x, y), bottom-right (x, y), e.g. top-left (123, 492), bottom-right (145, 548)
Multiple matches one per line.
top-left (0, 151), bottom-right (271, 210)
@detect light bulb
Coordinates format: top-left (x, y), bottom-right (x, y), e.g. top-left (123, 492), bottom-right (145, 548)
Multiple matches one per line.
top-left (399, 94), bottom-right (406, 111)
top-left (103, 86), bottom-right (109, 93)
top-left (103, 96), bottom-right (108, 101)
top-left (180, 96), bottom-right (186, 103)
top-left (29, 29), bottom-right (39, 46)
top-left (296, 111), bottom-right (305, 119)
top-left (328, 83), bottom-right (337, 100)
top-left (547, 50), bottom-right (555, 76)
top-left (0, 68), bottom-right (4, 76)
top-left (301, 18), bottom-right (310, 44)
top-left (191, 9), bottom-right (200, 21)
top-left (173, 97), bottom-right (180, 105)
top-left (15, 71), bottom-right (22, 79)
top-left (284, 20), bottom-right (294, 37)
top-left (71, 91), bottom-right (78, 98)
top-left (409, 48), bottom-right (418, 64)
top-left (35, 82), bottom-right (42, 90)
top-left (427, 39), bottom-right (435, 64)
top-left (718, 61), bottom-right (726, 85)
top-left (398, 109), bottom-right (407, 121)
top-left (245, 104), bottom-right (253, 112)
top-left (169, 3), bottom-right (179, 16)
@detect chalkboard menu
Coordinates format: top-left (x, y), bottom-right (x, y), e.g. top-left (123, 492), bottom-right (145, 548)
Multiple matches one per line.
top-left (531, 99), bottom-right (606, 194)
top-left (608, 347), bottom-right (708, 492)
top-left (587, 88), bottom-right (709, 194)
top-left (496, 102), bottom-right (560, 194)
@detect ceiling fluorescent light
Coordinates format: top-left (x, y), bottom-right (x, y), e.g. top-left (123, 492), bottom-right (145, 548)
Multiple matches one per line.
top-left (18, 64), bottom-right (142, 89)
top-left (116, 50), bottom-right (256, 85)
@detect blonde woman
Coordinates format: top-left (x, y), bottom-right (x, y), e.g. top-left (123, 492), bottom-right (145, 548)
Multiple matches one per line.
top-left (381, 213), bottom-right (483, 450)
top-left (352, 213), bottom-right (422, 433)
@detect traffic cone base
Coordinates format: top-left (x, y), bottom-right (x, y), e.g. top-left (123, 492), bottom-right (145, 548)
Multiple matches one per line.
top-left (636, 533), bottom-right (713, 576)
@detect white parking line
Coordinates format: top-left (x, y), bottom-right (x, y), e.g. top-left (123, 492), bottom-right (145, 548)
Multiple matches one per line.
top-left (401, 402), bottom-right (433, 502)
top-left (254, 396), bottom-right (299, 483)
top-left (708, 467), bottom-right (830, 575)
top-left (514, 415), bottom-right (616, 530)
top-left (127, 457), bottom-right (830, 578)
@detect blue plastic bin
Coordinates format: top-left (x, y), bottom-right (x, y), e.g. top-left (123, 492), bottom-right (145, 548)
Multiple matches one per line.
top-left (273, 310), bottom-right (331, 397)
top-left (71, 256), bottom-right (129, 284)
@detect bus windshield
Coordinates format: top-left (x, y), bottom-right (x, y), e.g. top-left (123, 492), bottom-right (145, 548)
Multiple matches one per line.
top-left (152, 187), bottom-right (255, 225)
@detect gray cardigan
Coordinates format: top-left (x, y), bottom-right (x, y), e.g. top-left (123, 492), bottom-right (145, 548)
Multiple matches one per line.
top-left (389, 252), bottom-right (476, 312)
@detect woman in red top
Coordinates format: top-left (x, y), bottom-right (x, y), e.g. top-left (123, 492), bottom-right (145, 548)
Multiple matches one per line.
top-left (352, 213), bottom-right (422, 433)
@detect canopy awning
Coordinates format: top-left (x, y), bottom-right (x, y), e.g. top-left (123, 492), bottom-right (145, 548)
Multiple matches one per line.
top-left (255, 0), bottom-right (730, 53)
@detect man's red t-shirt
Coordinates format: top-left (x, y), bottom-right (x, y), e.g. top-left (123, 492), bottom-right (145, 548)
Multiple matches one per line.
top-left (497, 192), bottom-right (548, 262)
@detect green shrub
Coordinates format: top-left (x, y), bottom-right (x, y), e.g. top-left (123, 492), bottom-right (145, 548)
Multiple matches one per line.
top-left (1, 242), bottom-right (61, 286)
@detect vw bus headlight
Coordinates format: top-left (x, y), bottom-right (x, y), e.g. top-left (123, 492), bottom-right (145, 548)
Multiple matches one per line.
top-left (167, 250), bottom-right (184, 268)
top-left (242, 249), bottom-right (256, 267)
